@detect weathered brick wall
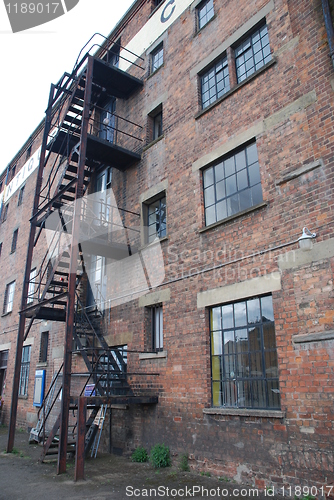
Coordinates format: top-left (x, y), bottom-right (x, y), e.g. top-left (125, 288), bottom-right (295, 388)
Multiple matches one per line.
top-left (99, 0), bottom-right (334, 490)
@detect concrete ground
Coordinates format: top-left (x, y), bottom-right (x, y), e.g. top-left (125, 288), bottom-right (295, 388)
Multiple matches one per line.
top-left (0, 426), bottom-right (281, 500)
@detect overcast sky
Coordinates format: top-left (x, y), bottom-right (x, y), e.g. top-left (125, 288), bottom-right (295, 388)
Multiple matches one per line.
top-left (0, 0), bottom-right (134, 175)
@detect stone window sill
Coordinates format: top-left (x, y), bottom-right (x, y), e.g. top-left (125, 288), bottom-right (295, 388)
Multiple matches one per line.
top-left (36, 362), bottom-right (48, 368)
top-left (139, 350), bottom-right (167, 360)
top-left (292, 330), bottom-right (334, 344)
top-left (143, 134), bottom-right (165, 152)
top-left (203, 407), bottom-right (285, 418)
top-left (139, 235), bottom-right (168, 251)
top-left (199, 202), bottom-right (267, 234)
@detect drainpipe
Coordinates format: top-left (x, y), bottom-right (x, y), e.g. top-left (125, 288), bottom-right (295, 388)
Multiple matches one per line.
top-left (322, 0), bottom-right (334, 69)
top-left (0, 166), bottom-right (10, 220)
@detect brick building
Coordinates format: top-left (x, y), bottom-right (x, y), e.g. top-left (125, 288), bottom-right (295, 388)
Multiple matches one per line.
top-left (1, 0), bottom-right (334, 489)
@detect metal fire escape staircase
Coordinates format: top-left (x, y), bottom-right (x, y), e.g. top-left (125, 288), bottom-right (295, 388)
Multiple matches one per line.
top-left (7, 36), bottom-right (158, 473)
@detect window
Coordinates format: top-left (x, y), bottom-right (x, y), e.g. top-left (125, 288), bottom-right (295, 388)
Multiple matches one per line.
top-left (18, 185), bottom-right (25, 206)
top-left (201, 57), bottom-right (230, 109)
top-left (27, 268), bottom-right (37, 304)
top-left (3, 281), bottom-right (15, 314)
top-left (26, 145), bottom-right (32, 160)
top-left (0, 242), bottom-right (2, 259)
top-left (10, 164), bottom-right (16, 181)
top-left (148, 105), bottom-right (163, 143)
top-left (19, 345), bottom-right (31, 396)
top-left (152, 0), bottom-right (163, 9)
top-left (1, 203), bottom-right (9, 223)
top-left (153, 111), bottom-right (163, 140)
top-left (203, 142), bottom-right (263, 225)
top-left (235, 24), bottom-right (271, 83)
top-left (210, 295), bottom-right (280, 409)
top-left (151, 44), bottom-right (163, 73)
top-left (39, 331), bottom-right (49, 363)
top-left (197, 0), bottom-right (214, 30)
top-left (147, 195), bottom-right (166, 243)
top-left (0, 350), bottom-right (8, 395)
top-left (11, 229), bottom-right (18, 253)
top-left (152, 305), bottom-right (163, 351)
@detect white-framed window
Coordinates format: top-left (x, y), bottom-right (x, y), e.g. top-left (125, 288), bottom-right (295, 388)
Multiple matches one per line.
top-left (3, 281), bottom-right (15, 314)
top-left (19, 345), bottom-right (31, 396)
top-left (152, 305), bottom-right (163, 351)
top-left (27, 268), bottom-right (37, 304)
top-left (151, 43), bottom-right (163, 73)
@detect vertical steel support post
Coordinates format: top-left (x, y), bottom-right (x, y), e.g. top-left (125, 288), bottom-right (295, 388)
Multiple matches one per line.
top-left (7, 85), bottom-right (55, 453)
top-left (57, 56), bottom-right (94, 474)
top-left (322, 0), bottom-right (334, 69)
top-left (74, 396), bottom-right (87, 481)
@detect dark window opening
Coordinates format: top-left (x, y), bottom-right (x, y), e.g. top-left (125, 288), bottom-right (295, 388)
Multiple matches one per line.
top-left (26, 145), bottom-right (32, 160)
top-left (0, 350), bottom-right (8, 396)
top-left (39, 331), bottom-right (49, 363)
top-left (18, 185), bottom-right (25, 206)
top-left (1, 203), bottom-right (9, 223)
top-left (11, 229), bottom-right (18, 254)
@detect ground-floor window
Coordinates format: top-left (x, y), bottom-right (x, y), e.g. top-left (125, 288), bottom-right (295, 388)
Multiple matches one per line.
top-left (0, 350), bottom-right (8, 395)
top-left (19, 345), bottom-right (31, 396)
top-left (210, 294), bottom-right (280, 409)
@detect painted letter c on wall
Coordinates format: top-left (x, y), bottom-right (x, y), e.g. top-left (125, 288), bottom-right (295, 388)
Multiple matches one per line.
top-left (161, 0), bottom-right (175, 23)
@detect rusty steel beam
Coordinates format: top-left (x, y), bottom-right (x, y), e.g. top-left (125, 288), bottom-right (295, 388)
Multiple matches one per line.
top-left (7, 84), bottom-right (55, 453)
top-left (322, 0), bottom-right (334, 69)
top-left (74, 396), bottom-right (87, 481)
top-left (57, 56), bottom-right (94, 475)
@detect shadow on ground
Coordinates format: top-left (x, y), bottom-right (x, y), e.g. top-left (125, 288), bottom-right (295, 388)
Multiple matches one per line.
top-left (0, 426), bottom-right (279, 500)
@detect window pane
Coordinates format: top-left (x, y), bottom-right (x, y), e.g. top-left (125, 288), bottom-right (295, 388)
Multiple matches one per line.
top-left (204, 185), bottom-right (215, 207)
top-left (222, 304), bottom-right (234, 329)
top-left (235, 329), bottom-right (248, 353)
top-left (261, 295), bottom-right (274, 322)
top-left (263, 323), bottom-right (276, 350)
top-left (223, 331), bottom-right (235, 354)
top-left (222, 381), bottom-right (237, 406)
top-left (215, 180), bottom-right (225, 200)
top-left (247, 298), bottom-right (261, 324)
top-left (227, 193), bottom-right (239, 216)
top-left (267, 380), bottom-right (280, 408)
top-left (249, 326), bottom-right (261, 351)
top-left (203, 167), bottom-right (214, 187)
top-left (211, 307), bottom-right (222, 331)
top-left (225, 175), bottom-right (237, 196)
top-left (211, 332), bottom-right (222, 355)
top-left (251, 183), bottom-right (263, 205)
top-left (239, 188), bottom-right (252, 212)
top-left (250, 352), bottom-right (263, 377)
top-left (237, 169), bottom-right (248, 191)
top-left (205, 205), bottom-right (216, 225)
top-left (216, 200), bottom-right (227, 221)
top-left (251, 380), bottom-right (266, 408)
top-left (234, 301), bottom-right (247, 327)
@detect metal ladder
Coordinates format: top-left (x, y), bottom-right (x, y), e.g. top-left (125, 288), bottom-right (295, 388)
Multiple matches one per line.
top-left (90, 405), bottom-right (107, 458)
